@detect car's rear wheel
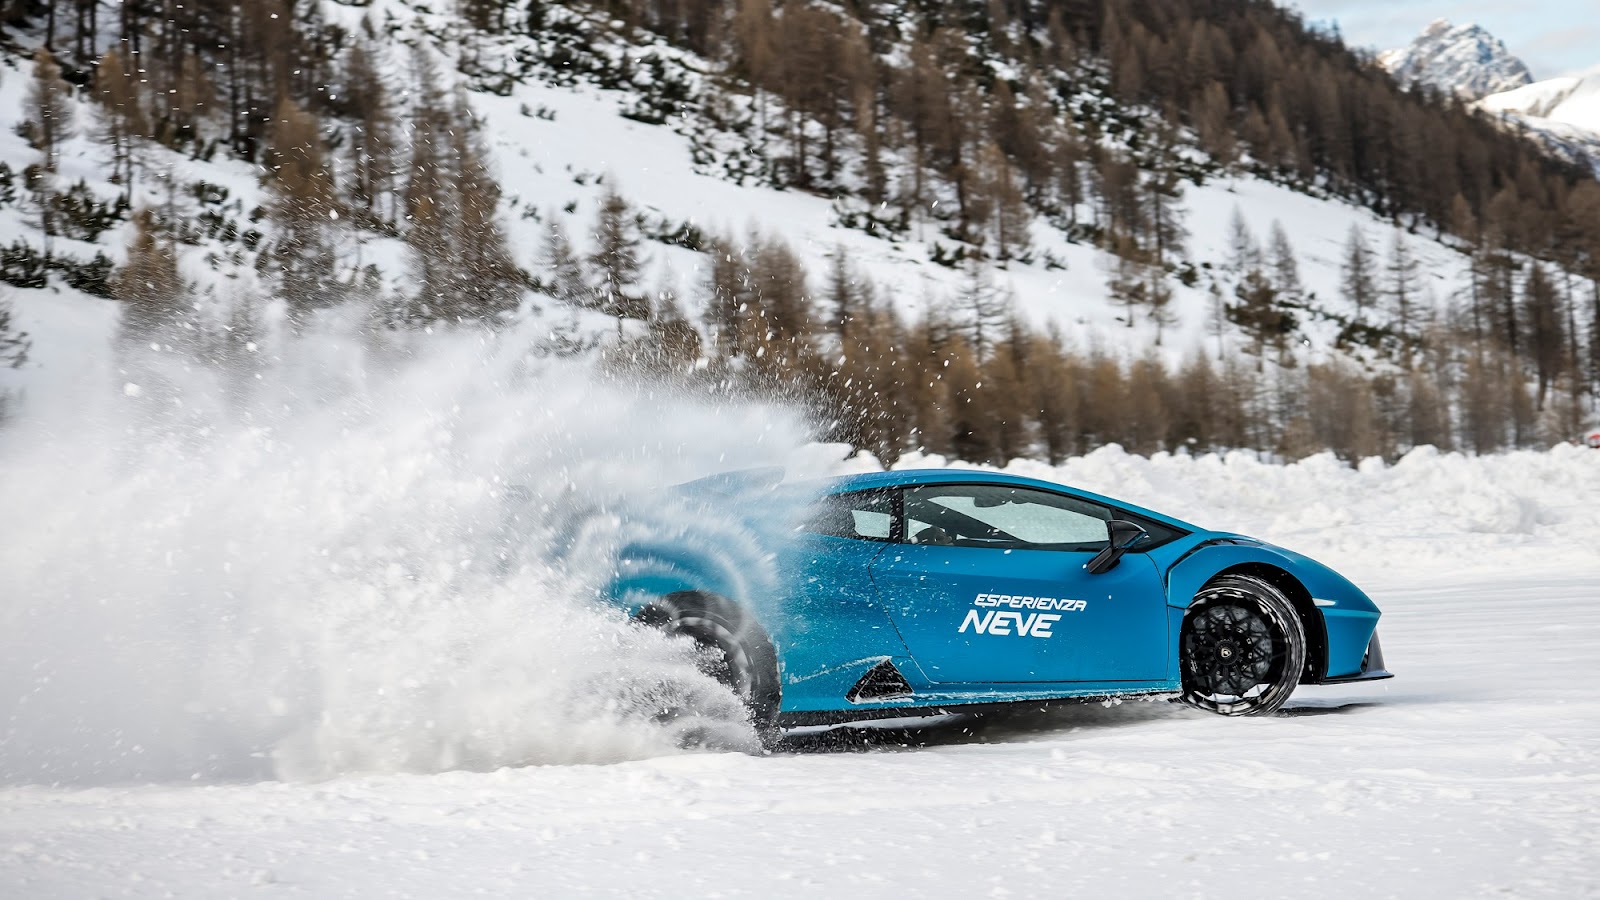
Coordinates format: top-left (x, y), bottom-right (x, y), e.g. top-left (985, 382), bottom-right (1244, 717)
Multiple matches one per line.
top-left (636, 591), bottom-right (782, 746)
top-left (1180, 574), bottom-right (1305, 716)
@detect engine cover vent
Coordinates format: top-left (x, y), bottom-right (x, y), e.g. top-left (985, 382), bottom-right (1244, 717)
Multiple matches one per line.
top-left (847, 660), bottom-right (913, 703)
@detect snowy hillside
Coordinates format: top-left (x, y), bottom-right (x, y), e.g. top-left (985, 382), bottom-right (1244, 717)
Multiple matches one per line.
top-left (0, 55), bottom-right (1487, 371)
top-left (1482, 67), bottom-right (1600, 129)
top-left (1479, 67), bottom-right (1600, 173)
top-left (0, 1), bottom-right (1532, 381)
top-left (1377, 19), bottom-right (1533, 100)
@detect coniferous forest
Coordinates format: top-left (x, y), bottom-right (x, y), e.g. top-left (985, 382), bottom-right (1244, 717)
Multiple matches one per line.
top-left (1, 0), bottom-right (1598, 463)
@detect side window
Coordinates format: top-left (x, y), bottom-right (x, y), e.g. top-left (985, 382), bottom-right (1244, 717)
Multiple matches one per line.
top-left (804, 489), bottom-right (897, 541)
top-left (903, 484), bottom-right (1112, 550)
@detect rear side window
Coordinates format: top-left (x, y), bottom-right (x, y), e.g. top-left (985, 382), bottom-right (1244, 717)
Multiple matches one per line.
top-left (804, 489), bottom-right (897, 541)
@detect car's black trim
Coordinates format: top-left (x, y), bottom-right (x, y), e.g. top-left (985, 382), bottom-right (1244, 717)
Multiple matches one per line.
top-left (815, 481), bottom-right (1189, 553)
top-left (1304, 631), bottom-right (1392, 685)
top-left (1317, 669), bottom-right (1393, 684)
top-left (846, 660), bottom-right (914, 703)
top-left (777, 692), bottom-right (1180, 727)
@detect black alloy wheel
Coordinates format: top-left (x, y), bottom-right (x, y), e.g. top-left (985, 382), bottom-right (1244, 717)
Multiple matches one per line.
top-left (636, 591), bottom-right (782, 744)
top-left (1180, 574), bottom-right (1306, 716)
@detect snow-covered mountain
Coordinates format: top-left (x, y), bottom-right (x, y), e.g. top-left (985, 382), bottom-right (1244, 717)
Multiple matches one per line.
top-left (1477, 68), bottom-right (1600, 175)
top-left (1379, 20), bottom-right (1600, 175)
top-left (1378, 19), bottom-right (1533, 100)
top-left (1482, 67), bottom-right (1600, 128)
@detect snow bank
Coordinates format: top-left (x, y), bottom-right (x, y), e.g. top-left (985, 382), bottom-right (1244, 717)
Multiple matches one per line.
top-left (885, 444), bottom-right (1600, 584)
top-left (0, 318), bottom-right (816, 785)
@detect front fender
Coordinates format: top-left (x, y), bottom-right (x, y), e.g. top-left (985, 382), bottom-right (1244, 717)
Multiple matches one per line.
top-left (1161, 537), bottom-right (1381, 680)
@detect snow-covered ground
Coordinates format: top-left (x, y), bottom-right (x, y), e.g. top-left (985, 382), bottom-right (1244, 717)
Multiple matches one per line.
top-left (1, 580), bottom-right (1595, 897)
top-left (2, 426), bottom-right (1597, 896)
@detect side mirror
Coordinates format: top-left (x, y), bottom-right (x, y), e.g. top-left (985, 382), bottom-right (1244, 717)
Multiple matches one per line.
top-left (1085, 520), bottom-right (1147, 575)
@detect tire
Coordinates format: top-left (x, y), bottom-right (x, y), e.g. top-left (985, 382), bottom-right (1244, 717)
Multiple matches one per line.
top-left (1179, 574), bottom-right (1306, 716)
top-left (636, 591), bottom-right (782, 746)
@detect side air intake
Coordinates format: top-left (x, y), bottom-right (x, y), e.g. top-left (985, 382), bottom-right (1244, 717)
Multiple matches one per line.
top-left (847, 660), bottom-right (913, 703)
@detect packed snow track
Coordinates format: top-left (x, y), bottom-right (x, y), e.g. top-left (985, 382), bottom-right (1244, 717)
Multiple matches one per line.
top-left (3, 570), bottom-right (1597, 897)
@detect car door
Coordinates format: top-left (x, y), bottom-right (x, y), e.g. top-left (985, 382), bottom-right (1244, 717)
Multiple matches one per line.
top-left (869, 483), bottom-right (1169, 685)
top-left (774, 488), bottom-right (908, 682)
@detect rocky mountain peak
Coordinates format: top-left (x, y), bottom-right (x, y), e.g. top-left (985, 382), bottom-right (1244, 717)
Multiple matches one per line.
top-left (1378, 20), bottom-right (1534, 101)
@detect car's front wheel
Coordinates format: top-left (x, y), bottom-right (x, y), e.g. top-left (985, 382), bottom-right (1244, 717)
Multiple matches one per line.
top-left (1180, 574), bottom-right (1306, 716)
top-left (636, 591), bottom-right (782, 746)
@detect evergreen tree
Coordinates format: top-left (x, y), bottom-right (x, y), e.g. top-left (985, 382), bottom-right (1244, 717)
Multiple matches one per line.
top-left (1232, 268), bottom-right (1291, 366)
top-left (112, 209), bottom-right (190, 346)
top-left (447, 95), bottom-right (524, 322)
top-left (1142, 120), bottom-right (1188, 265)
top-left (1226, 206), bottom-right (1257, 273)
top-left (342, 41), bottom-right (398, 222)
top-left (1268, 221), bottom-right (1301, 301)
top-left (956, 259), bottom-right (1010, 358)
top-left (264, 97), bottom-right (339, 330)
top-left (1385, 229), bottom-right (1421, 340)
top-left (1523, 264), bottom-right (1565, 411)
top-left (589, 187), bottom-right (648, 323)
top-left (536, 217), bottom-right (588, 308)
top-left (1340, 225), bottom-right (1378, 324)
top-left (0, 294), bottom-right (30, 370)
top-left (26, 48), bottom-right (74, 173)
top-left (91, 47), bottom-right (146, 199)
top-left (824, 247), bottom-right (871, 341)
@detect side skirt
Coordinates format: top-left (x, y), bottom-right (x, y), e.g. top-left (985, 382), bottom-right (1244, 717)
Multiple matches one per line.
top-left (776, 691), bottom-right (1181, 728)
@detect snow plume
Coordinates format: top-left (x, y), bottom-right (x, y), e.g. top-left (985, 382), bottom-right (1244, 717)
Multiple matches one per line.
top-left (0, 317), bottom-right (811, 785)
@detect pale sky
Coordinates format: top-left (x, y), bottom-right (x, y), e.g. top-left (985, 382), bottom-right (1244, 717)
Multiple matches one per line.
top-left (1288, 1), bottom-right (1600, 80)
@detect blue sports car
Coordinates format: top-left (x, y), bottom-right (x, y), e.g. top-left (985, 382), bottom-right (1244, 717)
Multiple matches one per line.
top-left (607, 468), bottom-right (1390, 738)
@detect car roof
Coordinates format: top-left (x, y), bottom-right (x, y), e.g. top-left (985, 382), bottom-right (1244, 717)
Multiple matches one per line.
top-left (819, 468), bottom-right (1203, 533)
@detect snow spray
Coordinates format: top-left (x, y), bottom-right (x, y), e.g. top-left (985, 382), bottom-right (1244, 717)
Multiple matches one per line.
top-left (0, 313), bottom-right (811, 784)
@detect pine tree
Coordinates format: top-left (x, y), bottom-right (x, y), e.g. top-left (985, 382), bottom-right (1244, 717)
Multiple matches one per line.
top-left (401, 51), bottom-right (452, 321)
top-left (981, 143), bottom-right (1032, 262)
top-left (1523, 264), bottom-right (1565, 411)
top-left (702, 235), bottom-right (748, 360)
top-left (0, 294), bottom-right (30, 370)
top-left (1145, 260), bottom-right (1176, 345)
top-left (824, 247), bottom-right (872, 340)
top-left (1268, 221), bottom-right (1301, 300)
top-left (112, 209), bottom-right (189, 346)
top-left (264, 97), bottom-right (339, 330)
top-left (447, 95), bottom-right (524, 322)
top-left (1207, 280), bottom-right (1228, 360)
top-left (402, 128), bottom-right (449, 319)
top-left (744, 236), bottom-right (815, 377)
top-left (26, 48), bottom-right (74, 173)
top-left (1385, 229), bottom-right (1420, 340)
top-left (589, 186), bottom-right (648, 324)
top-left (1226, 206), bottom-right (1257, 272)
top-left (1232, 268), bottom-right (1291, 366)
top-left (954, 259), bottom-right (1011, 360)
top-left (1106, 236), bottom-right (1148, 329)
top-left (92, 47), bottom-right (146, 199)
top-left (342, 41), bottom-right (398, 222)
top-left (1340, 225), bottom-right (1378, 324)
top-left (536, 217), bottom-right (588, 308)
top-left (1142, 120), bottom-right (1188, 265)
